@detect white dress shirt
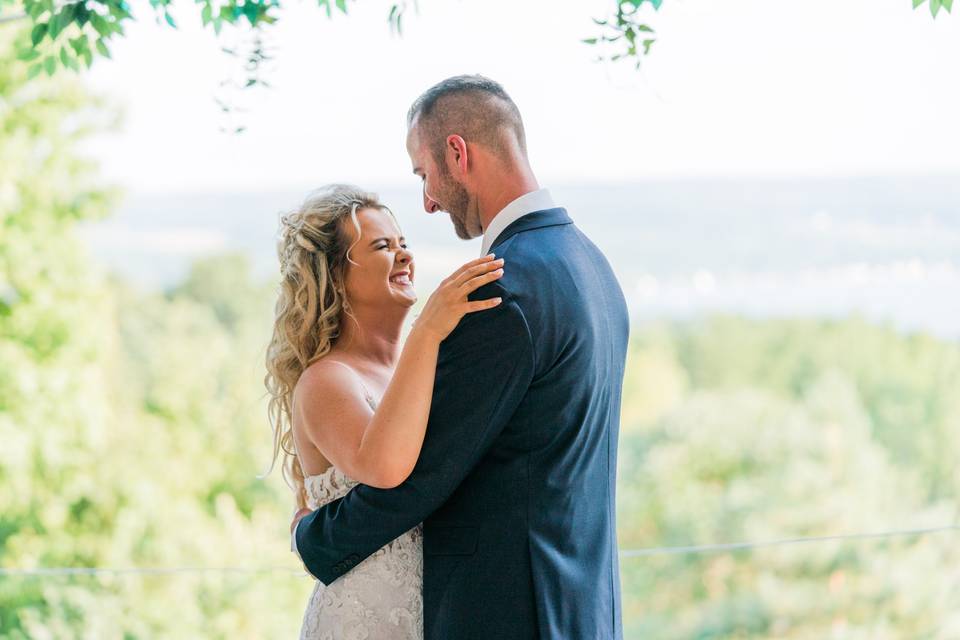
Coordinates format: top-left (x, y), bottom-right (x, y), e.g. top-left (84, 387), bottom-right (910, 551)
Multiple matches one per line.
top-left (292, 188), bottom-right (557, 568)
top-left (480, 188), bottom-right (556, 256)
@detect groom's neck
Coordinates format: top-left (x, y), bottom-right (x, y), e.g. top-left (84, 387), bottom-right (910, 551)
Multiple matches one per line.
top-left (475, 160), bottom-right (540, 233)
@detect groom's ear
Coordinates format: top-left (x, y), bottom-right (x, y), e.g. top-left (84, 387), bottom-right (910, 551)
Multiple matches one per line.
top-left (445, 134), bottom-right (469, 177)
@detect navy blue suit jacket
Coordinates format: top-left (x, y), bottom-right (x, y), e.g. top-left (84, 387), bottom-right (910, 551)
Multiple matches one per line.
top-left (296, 208), bottom-right (629, 639)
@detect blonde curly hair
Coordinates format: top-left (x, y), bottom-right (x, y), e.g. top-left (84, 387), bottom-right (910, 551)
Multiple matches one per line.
top-left (264, 184), bottom-right (390, 509)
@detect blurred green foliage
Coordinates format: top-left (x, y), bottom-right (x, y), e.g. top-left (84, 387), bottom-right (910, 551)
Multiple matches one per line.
top-left (5, 0), bottom-right (950, 80)
top-left (617, 318), bottom-right (960, 638)
top-left (916, 0), bottom-right (955, 18)
top-left (2, 20), bottom-right (959, 640)
top-left (0, 27), bottom-right (309, 638)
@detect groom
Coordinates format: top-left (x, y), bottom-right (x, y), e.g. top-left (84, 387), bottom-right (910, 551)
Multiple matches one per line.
top-left (293, 75), bottom-right (629, 639)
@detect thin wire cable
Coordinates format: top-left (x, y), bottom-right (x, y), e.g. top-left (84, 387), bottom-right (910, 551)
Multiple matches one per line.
top-left (1, 523), bottom-right (957, 576)
top-left (619, 523), bottom-right (960, 558)
top-left (0, 566), bottom-right (302, 577)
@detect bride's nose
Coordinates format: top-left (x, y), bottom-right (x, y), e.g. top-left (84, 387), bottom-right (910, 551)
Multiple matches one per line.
top-left (396, 248), bottom-right (412, 265)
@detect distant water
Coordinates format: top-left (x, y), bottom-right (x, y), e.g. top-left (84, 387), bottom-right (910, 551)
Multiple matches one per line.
top-left (78, 177), bottom-right (960, 339)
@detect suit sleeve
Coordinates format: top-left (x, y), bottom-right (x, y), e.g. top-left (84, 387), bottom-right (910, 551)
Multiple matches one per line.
top-left (294, 286), bottom-right (535, 584)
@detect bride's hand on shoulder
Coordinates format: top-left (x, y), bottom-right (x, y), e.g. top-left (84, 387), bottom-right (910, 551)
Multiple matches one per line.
top-left (414, 254), bottom-right (505, 342)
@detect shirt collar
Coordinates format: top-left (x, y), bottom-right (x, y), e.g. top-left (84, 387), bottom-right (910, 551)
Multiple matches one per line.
top-left (480, 188), bottom-right (556, 256)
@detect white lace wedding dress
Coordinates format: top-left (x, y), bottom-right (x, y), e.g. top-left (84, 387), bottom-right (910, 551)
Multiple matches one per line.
top-left (298, 393), bottom-right (423, 639)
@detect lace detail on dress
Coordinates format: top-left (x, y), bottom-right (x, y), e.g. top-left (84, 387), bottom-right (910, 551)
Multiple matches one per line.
top-left (299, 464), bottom-right (423, 639)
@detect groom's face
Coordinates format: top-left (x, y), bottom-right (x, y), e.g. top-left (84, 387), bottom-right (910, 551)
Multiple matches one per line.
top-left (407, 125), bottom-right (475, 240)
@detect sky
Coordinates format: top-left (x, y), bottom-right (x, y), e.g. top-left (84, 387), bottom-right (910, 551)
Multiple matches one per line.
top-left (81, 0), bottom-right (960, 194)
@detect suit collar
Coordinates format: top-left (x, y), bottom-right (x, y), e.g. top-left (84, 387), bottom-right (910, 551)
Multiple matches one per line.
top-left (488, 208), bottom-right (573, 253)
top-left (481, 189), bottom-right (556, 255)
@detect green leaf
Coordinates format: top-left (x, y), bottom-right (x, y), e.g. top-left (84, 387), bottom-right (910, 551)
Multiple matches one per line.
top-left (96, 39), bottom-right (111, 58)
top-left (581, 37), bottom-right (598, 45)
top-left (69, 36), bottom-right (86, 54)
top-left (17, 48), bottom-right (42, 62)
top-left (31, 22), bottom-right (48, 46)
top-left (75, 4), bottom-right (90, 27)
top-left (242, 2), bottom-right (259, 25)
top-left (60, 47), bottom-right (80, 70)
top-left (201, 4), bottom-right (212, 25)
top-left (931, 0), bottom-right (941, 16)
top-left (57, 3), bottom-right (77, 27)
top-left (942, 0), bottom-right (953, 10)
top-left (636, 24), bottom-right (654, 32)
top-left (81, 47), bottom-right (93, 67)
top-left (91, 14), bottom-right (108, 36)
top-left (44, 55), bottom-right (57, 75)
top-left (48, 12), bottom-right (63, 38)
top-left (27, 63), bottom-right (44, 80)
top-left (642, 38), bottom-right (655, 54)
top-left (108, 1), bottom-right (133, 20)
top-left (335, 0), bottom-right (347, 13)
top-left (27, 2), bottom-right (46, 19)
top-left (164, 11), bottom-right (177, 27)
top-left (913, 0), bottom-right (925, 7)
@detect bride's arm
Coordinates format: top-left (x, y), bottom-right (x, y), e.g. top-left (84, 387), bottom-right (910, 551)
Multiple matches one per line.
top-left (294, 255), bottom-right (504, 489)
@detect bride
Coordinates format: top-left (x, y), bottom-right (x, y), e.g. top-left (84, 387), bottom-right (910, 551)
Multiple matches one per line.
top-left (264, 184), bottom-right (504, 639)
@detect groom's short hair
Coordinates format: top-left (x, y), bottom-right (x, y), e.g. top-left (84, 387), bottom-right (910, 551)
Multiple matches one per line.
top-left (407, 75), bottom-right (528, 167)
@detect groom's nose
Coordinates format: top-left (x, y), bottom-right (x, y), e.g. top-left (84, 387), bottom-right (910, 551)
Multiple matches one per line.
top-left (423, 191), bottom-right (441, 214)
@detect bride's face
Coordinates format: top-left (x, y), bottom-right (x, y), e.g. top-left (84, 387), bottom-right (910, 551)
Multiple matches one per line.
top-left (341, 207), bottom-right (417, 311)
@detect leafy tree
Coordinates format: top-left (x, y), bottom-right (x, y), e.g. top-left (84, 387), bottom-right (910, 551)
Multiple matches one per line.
top-left (663, 316), bottom-right (960, 502)
top-left (3, 0), bottom-right (950, 78)
top-left (0, 27), bottom-right (308, 637)
top-left (0, 23), bottom-right (118, 636)
top-left (617, 320), bottom-right (960, 638)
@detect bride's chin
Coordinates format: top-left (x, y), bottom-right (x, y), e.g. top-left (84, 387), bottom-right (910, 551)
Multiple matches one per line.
top-left (388, 289), bottom-right (417, 307)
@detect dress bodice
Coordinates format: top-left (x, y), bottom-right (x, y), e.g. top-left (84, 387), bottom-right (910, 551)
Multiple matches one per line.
top-left (297, 370), bottom-right (423, 639)
top-left (304, 465), bottom-right (359, 510)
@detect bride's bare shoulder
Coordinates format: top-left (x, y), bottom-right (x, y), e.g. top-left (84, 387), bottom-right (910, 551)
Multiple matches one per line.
top-left (293, 356), bottom-right (364, 408)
